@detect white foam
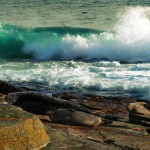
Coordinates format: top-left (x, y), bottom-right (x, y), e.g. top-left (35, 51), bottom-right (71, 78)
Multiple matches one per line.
top-left (0, 60), bottom-right (150, 100)
top-left (23, 7), bottom-right (150, 62)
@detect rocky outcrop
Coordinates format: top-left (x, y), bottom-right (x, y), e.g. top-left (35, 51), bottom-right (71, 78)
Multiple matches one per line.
top-left (39, 92), bottom-right (150, 150)
top-left (0, 81), bottom-right (150, 150)
top-left (5, 92), bottom-right (91, 114)
top-left (127, 102), bottom-right (150, 115)
top-left (0, 104), bottom-right (50, 150)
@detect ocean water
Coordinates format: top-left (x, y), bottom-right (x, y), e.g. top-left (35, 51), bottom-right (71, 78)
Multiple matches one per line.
top-left (0, 0), bottom-right (150, 100)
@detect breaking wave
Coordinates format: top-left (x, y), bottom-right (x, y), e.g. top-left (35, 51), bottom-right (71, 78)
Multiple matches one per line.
top-left (0, 7), bottom-right (150, 63)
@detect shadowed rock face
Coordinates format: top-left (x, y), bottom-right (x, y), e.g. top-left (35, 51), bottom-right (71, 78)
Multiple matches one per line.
top-left (5, 92), bottom-right (92, 114)
top-left (127, 102), bottom-right (150, 126)
top-left (0, 80), bottom-right (25, 94)
top-left (0, 104), bottom-right (50, 150)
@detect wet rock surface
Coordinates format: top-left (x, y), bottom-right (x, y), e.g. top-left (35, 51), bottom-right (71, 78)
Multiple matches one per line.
top-left (5, 92), bottom-right (92, 114)
top-left (129, 114), bottom-right (150, 126)
top-left (41, 125), bottom-right (119, 150)
top-left (41, 120), bottom-right (150, 150)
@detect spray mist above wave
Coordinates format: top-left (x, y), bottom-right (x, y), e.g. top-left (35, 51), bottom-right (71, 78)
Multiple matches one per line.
top-left (0, 24), bottom-right (101, 59)
top-left (23, 7), bottom-right (150, 62)
top-left (0, 7), bottom-right (150, 62)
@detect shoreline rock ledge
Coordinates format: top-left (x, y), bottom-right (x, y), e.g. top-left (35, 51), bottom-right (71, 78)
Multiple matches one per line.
top-left (0, 104), bottom-right (50, 150)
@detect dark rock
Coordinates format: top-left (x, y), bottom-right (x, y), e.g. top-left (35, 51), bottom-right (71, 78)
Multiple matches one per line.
top-left (0, 80), bottom-right (25, 94)
top-left (146, 128), bottom-right (150, 134)
top-left (54, 92), bottom-right (82, 100)
top-left (129, 114), bottom-right (150, 127)
top-left (5, 92), bottom-right (92, 114)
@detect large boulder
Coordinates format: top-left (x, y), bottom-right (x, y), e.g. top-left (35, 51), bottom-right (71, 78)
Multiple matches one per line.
top-left (0, 104), bottom-right (50, 150)
top-left (127, 102), bottom-right (150, 126)
top-left (127, 102), bottom-right (150, 115)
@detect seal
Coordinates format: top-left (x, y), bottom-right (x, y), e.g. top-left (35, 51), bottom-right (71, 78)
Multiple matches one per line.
top-left (5, 92), bottom-right (92, 115)
top-left (127, 102), bottom-right (150, 115)
top-left (47, 109), bottom-right (113, 126)
top-left (0, 93), bottom-right (7, 104)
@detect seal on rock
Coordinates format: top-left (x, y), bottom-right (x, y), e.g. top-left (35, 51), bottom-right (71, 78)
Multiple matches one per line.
top-left (5, 92), bottom-right (92, 115)
top-left (47, 109), bottom-right (113, 127)
top-left (0, 93), bottom-right (7, 104)
top-left (127, 102), bottom-right (150, 115)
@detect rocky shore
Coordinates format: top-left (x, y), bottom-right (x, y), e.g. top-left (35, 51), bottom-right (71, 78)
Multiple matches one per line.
top-left (0, 80), bottom-right (150, 150)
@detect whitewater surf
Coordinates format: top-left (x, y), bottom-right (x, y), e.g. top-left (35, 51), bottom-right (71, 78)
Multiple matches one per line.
top-left (0, 1), bottom-right (150, 100)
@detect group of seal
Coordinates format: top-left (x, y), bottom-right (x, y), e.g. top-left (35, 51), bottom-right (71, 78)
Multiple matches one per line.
top-left (2, 80), bottom-right (150, 126)
top-left (1, 80), bottom-right (114, 126)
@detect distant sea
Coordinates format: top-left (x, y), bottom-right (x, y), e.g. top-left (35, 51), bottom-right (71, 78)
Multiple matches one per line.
top-left (0, 0), bottom-right (150, 100)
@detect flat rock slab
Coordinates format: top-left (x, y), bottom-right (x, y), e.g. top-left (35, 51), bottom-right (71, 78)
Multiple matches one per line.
top-left (41, 119), bottom-right (150, 150)
top-left (129, 114), bottom-right (150, 126)
top-left (0, 104), bottom-right (50, 150)
top-left (42, 126), bottom-right (120, 150)
top-left (54, 93), bottom-right (137, 121)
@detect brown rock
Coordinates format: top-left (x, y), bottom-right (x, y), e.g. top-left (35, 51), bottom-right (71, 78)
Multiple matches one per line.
top-left (0, 104), bottom-right (50, 150)
top-left (43, 121), bottom-right (150, 150)
top-left (42, 125), bottom-right (119, 150)
top-left (127, 102), bottom-right (150, 115)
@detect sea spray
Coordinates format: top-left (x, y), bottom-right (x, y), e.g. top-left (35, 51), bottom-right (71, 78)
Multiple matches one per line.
top-left (0, 60), bottom-right (149, 100)
top-left (0, 7), bottom-right (150, 62)
top-left (0, 6), bottom-right (150, 100)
